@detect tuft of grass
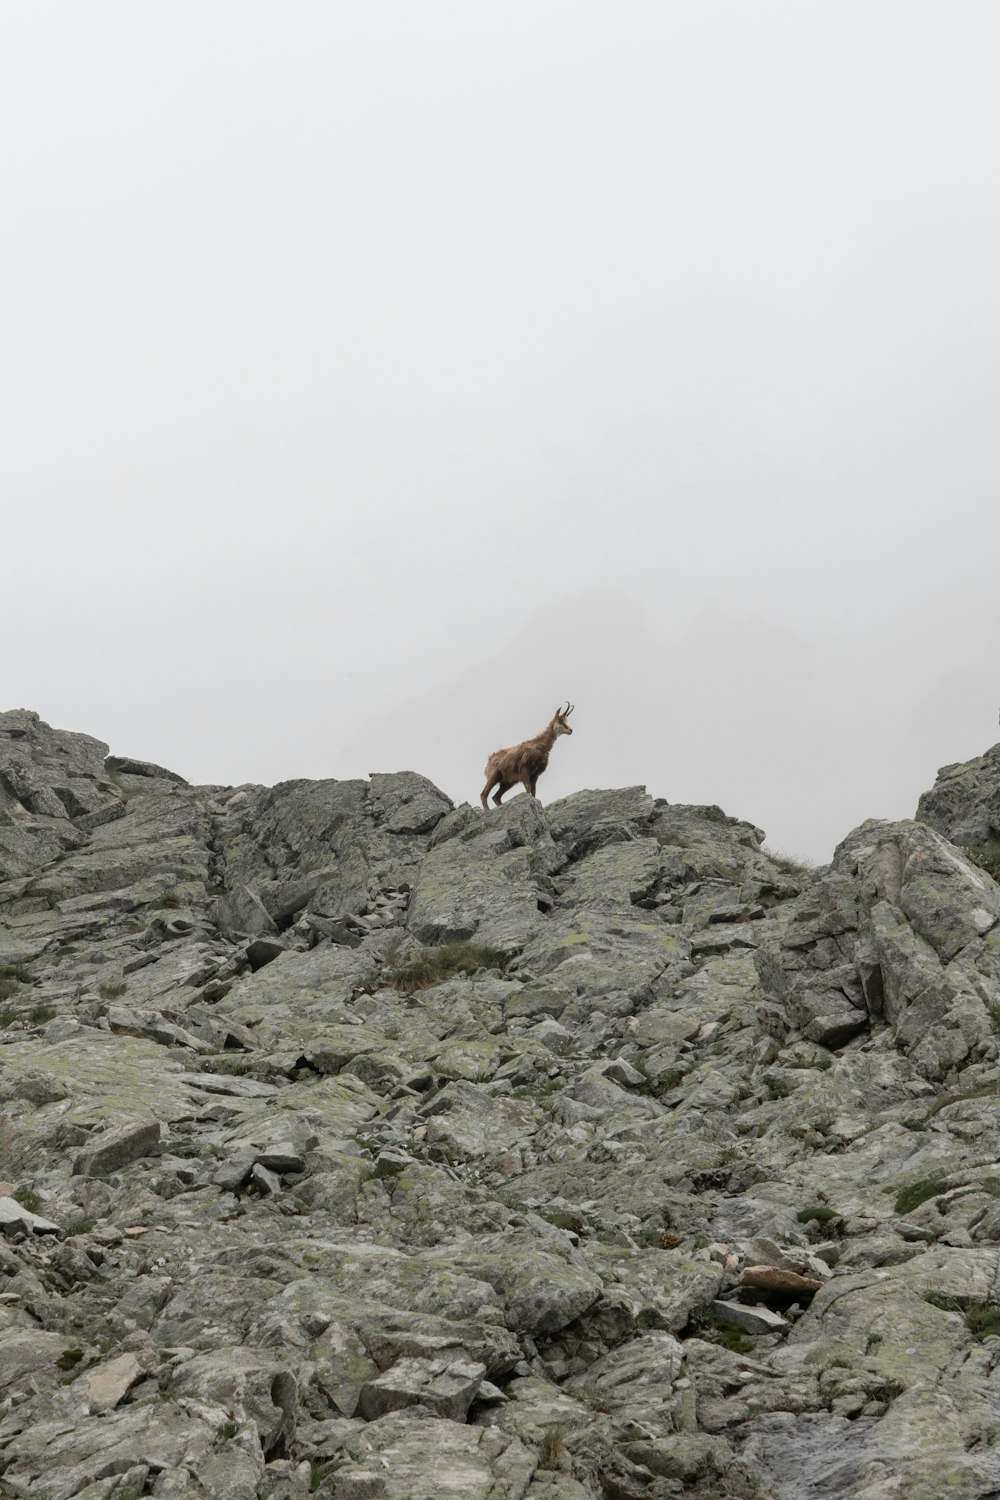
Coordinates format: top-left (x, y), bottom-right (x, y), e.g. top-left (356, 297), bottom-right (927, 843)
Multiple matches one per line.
top-left (0, 978), bottom-right (20, 1002)
top-left (62, 1217), bottom-right (97, 1238)
top-left (0, 963), bottom-right (31, 984)
top-left (511, 1078), bottom-right (562, 1100)
top-left (796, 1205), bottom-right (842, 1226)
top-left (965, 842), bottom-right (1000, 882)
top-left (538, 1425), bottom-right (566, 1470)
top-left (575, 1384), bottom-right (613, 1414)
top-left (763, 849), bottom-right (821, 880)
top-left (923, 1082), bottom-right (1000, 1122)
top-left (705, 1319), bottom-right (755, 1354)
top-left (538, 1208), bottom-right (585, 1234)
top-left (27, 1003), bottom-right (56, 1026)
top-left (894, 1175), bottom-right (948, 1215)
top-left (154, 893), bottom-right (184, 909)
top-left (635, 1222), bottom-right (682, 1249)
top-left (56, 1348), bottom-right (85, 1371)
top-left (98, 980), bottom-right (128, 1000)
top-left (14, 1188), bottom-right (43, 1213)
top-left (216, 1419), bottom-right (239, 1439)
top-left (687, 1303), bottom-right (755, 1353)
top-left (965, 1303), bottom-right (1000, 1340)
top-left (385, 941), bottom-right (511, 993)
top-left (309, 1459), bottom-right (333, 1492)
top-left (925, 1293), bottom-right (1000, 1341)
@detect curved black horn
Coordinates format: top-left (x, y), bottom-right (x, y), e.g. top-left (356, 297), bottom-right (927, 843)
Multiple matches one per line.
top-left (564, 702), bottom-right (574, 717)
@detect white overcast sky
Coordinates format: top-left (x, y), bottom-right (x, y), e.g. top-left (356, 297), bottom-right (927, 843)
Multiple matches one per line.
top-left (3, 3), bottom-right (998, 860)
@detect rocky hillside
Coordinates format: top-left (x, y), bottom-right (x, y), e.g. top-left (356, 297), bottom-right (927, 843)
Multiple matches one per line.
top-left (2, 709), bottom-right (1000, 1500)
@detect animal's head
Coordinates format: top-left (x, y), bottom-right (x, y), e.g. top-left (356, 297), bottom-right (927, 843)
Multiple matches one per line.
top-left (553, 702), bottom-right (575, 736)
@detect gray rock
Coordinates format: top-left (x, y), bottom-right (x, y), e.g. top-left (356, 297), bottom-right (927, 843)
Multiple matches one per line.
top-left (105, 755), bottom-right (189, 784)
top-left (9, 712), bottom-right (1000, 1500)
top-left (711, 1300), bottom-right (790, 1335)
top-left (73, 1352), bottom-right (144, 1412)
top-left (356, 1353), bottom-right (486, 1421)
top-left (0, 1196), bottom-right (60, 1233)
top-left (213, 884), bottom-right (279, 940)
top-left (917, 742), bottom-right (1000, 847)
top-left (72, 1119), bottom-right (162, 1177)
top-left (246, 934), bottom-right (287, 969)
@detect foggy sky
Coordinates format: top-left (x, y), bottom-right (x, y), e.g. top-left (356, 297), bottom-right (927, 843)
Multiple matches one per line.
top-left (3, 3), bottom-right (999, 860)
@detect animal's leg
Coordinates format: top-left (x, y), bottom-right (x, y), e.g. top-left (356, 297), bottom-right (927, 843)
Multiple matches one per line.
top-left (481, 778), bottom-right (496, 809)
top-left (493, 780), bottom-right (512, 806)
top-left (524, 778), bottom-right (537, 797)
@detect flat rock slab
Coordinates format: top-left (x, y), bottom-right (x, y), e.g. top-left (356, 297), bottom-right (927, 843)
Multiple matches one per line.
top-left (356, 1353), bottom-right (486, 1421)
top-left (421, 1080), bottom-right (540, 1162)
top-left (335, 1412), bottom-right (536, 1500)
top-left (178, 1072), bottom-right (281, 1098)
top-left (0, 1196), bottom-right (60, 1234)
top-left (712, 1300), bottom-right (790, 1335)
top-left (627, 1008), bottom-right (701, 1047)
top-left (76, 1353), bottom-right (143, 1412)
top-left (0, 1328), bottom-right (79, 1386)
top-left (72, 1119), bottom-right (161, 1177)
top-left (741, 1266), bottom-right (824, 1296)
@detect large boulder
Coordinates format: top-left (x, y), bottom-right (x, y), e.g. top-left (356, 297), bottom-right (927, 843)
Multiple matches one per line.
top-left (917, 742), bottom-right (1000, 848)
top-left (756, 818), bottom-right (1000, 1078)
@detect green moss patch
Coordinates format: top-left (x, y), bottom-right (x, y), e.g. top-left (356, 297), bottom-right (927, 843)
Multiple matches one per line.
top-left (385, 941), bottom-right (511, 993)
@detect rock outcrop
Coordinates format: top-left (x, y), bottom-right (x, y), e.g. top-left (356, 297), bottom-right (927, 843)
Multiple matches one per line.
top-left (3, 709), bottom-right (1000, 1498)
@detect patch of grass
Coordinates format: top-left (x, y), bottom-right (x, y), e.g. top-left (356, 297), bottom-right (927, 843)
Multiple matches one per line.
top-left (785, 1053), bottom-right (833, 1073)
top-left (98, 981), bottom-right (128, 1000)
top-left (14, 1188), bottom-right (43, 1213)
top-left (0, 963), bottom-right (31, 984)
top-left (384, 940), bottom-right (511, 993)
top-left (688, 1303), bottom-right (755, 1353)
top-left (56, 1348), bottom-right (85, 1371)
top-left (575, 1384), bottom-right (612, 1414)
top-left (538, 1424), bottom-right (566, 1470)
top-left (707, 1319), bottom-right (755, 1354)
top-left (894, 1175), bottom-right (948, 1215)
top-left (216, 1419), bottom-right (239, 1439)
top-left (763, 849), bottom-right (821, 880)
top-left (0, 978), bottom-right (20, 1002)
top-left (796, 1205), bottom-right (842, 1226)
top-left (925, 1292), bottom-right (963, 1315)
top-left (865, 1331), bottom-right (884, 1353)
top-left (309, 1459), bottom-right (333, 1492)
top-left (153, 893), bottom-right (184, 910)
top-left (936, 1083), bottom-right (1000, 1115)
top-left (635, 1222), bottom-right (682, 1249)
top-left (510, 1079), bottom-right (562, 1100)
top-left (538, 1208), bottom-right (585, 1234)
top-left (924, 1293), bottom-right (1000, 1340)
top-left (625, 1060), bottom-right (665, 1098)
top-left (965, 1303), bottom-right (1000, 1340)
top-left (965, 842), bottom-right (1000, 882)
top-left (62, 1217), bottom-right (97, 1238)
top-left (27, 1004), bottom-right (56, 1026)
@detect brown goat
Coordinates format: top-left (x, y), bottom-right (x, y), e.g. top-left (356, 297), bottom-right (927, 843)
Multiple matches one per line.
top-left (481, 704), bottom-right (574, 809)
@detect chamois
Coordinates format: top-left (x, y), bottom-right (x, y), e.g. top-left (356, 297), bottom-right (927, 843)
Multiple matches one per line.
top-left (481, 704), bottom-right (574, 809)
